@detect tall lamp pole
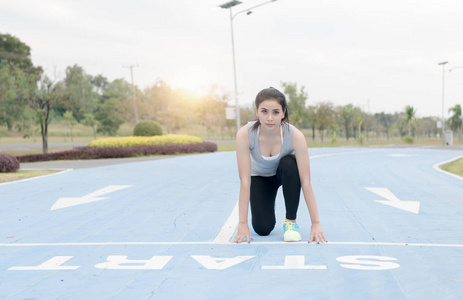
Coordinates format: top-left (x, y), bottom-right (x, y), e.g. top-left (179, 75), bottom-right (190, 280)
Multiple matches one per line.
top-left (219, 0), bottom-right (278, 132)
top-left (438, 61), bottom-right (448, 145)
top-left (123, 64), bottom-right (139, 124)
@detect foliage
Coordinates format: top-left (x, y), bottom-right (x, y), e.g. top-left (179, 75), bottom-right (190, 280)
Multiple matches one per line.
top-left (133, 120), bottom-right (163, 136)
top-left (0, 153), bottom-right (20, 173)
top-left (63, 110), bottom-right (77, 142)
top-left (448, 104), bottom-right (462, 140)
top-left (405, 105), bottom-right (417, 137)
top-left (57, 64), bottom-right (97, 121)
top-left (81, 113), bottom-right (99, 139)
top-left (0, 34), bottom-right (42, 132)
top-left (402, 136), bottom-right (414, 144)
top-left (88, 134), bottom-right (202, 147)
top-left (16, 142), bottom-right (217, 163)
top-left (314, 102), bottom-right (335, 142)
top-left (281, 81), bottom-right (308, 128)
top-left (195, 85), bottom-right (228, 139)
top-left (0, 33), bottom-right (40, 73)
top-left (32, 75), bottom-right (64, 153)
top-left (338, 104), bottom-right (355, 140)
top-left (94, 98), bottom-right (125, 136)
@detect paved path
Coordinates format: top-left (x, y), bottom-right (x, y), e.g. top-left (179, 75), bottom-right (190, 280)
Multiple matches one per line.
top-left (1, 147), bottom-right (462, 299)
top-left (0, 142), bottom-right (88, 150)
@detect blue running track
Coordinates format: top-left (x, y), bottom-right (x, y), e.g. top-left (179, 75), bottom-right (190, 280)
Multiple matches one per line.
top-left (1, 147), bottom-right (462, 299)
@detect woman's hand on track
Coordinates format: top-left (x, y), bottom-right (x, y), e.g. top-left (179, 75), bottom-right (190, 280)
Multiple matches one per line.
top-left (233, 223), bottom-right (252, 243)
top-left (309, 222), bottom-right (327, 244)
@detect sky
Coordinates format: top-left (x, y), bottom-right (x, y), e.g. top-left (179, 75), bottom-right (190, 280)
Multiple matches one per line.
top-left (1, 0), bottom-right (463, 118)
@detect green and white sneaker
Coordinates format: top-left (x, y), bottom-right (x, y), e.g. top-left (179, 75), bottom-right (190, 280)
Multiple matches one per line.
top-left (283, 220), bottom-right (302, 242)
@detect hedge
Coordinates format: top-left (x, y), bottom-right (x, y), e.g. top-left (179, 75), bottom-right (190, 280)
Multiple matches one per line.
top-left (88, 134), bottom-right (202, 147)
top-left (0, 154), bottom-right (20, 173)
top-left (133, 120), bottom-right (163, 136)
top-left (16, 142), bottom-right (218, 163)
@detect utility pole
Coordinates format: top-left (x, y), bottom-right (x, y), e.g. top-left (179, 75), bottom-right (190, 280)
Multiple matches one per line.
top-left (123, 64), bottom-right (139, 124)
top-left (438, 61), bottom-right (448, 145)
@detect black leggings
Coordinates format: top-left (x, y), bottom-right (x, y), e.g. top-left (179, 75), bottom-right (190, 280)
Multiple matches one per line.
top-left (250, 155), bottom-right (301, 236)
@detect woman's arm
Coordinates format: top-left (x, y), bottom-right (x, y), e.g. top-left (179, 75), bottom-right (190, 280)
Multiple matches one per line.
top-left (233, 125), bottom-right (252, 243)
top-left (292, 128), bottom-right (327, 243)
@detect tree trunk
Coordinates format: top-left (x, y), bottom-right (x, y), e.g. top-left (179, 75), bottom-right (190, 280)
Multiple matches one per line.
top-left (344, 121), bottom-right (349, 141)
top-left (7, 120), bottom-right (13, 132)
top-left (312, 123), bottom-right (315, 140)
top-left (41, 122), bottom-right (48, 153)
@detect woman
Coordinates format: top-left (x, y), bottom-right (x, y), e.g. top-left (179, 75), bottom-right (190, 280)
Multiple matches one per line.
top-left (233, 87), bottom-right (327, 244)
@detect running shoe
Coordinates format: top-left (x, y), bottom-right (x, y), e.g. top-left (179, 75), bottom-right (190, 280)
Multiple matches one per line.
top-left (283, 220), bottom-right (301, 242)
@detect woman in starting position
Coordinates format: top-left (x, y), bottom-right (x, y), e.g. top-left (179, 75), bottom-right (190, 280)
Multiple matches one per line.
top-left (233, 87), bottom-right (327, 244)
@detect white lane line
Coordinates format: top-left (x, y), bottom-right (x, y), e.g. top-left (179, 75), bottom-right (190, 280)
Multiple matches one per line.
top-left (212, 150), bottom-right (380, 243)
top-left (432, 155), bottom-right (463, 181)
top-left (310, 150), bottom-right (377, 160)
top-left (1, 241), bottom-right (463, 248)
top-left (213, 197), bottom-right (239, 243)
top-left (0, 169), bottom-right (73, 186)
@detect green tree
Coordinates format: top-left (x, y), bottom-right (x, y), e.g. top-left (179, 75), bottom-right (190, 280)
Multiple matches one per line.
top-left (376, 112), bottom-right (393, 140)
top-left (91, 74), bottom-right (109, 95)
top-left (58, 64), bottom-right (97, 121)
top-left (94, 98), bottom-right (124, 136)
top-left (281, 82), bottom-right (308, 128)
top-left (15, 107), bottom-right (39, 141)
top-left (63, 110), bottom-right (77, 142)
top-left (0, 34), bottom-right (42, 131)
top-left (448, 104), bottom-right (462, 141)
top-left (331, 123), bottom-right (339, 143)
top-left (93, 79), bottom-right (129, 135)
top-left (82, 113), bottom-right (99, 139)
top-left (31, 75), bottom-right (64, 153)
top-left (357, 116), bottom-right (363, 141)
top-left (0, 33), bottom-right (39, 72)
top-left (405, 105), bottom-right (417, 137)
top-left (314, 102), bottom-right (335, 143)
top-left (338, 104), bottom-right (355, 140)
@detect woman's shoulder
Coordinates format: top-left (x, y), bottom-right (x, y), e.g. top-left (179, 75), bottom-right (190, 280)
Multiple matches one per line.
top-left (283, 122), bottom-right (297, 133)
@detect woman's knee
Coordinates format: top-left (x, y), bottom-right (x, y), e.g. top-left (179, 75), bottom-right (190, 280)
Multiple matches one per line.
top-left (252, 222), bottom-right (275, 236)
top-left (278, 155), bottom-right (298, 174)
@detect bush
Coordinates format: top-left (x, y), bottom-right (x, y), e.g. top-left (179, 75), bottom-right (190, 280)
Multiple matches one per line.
top-left (16, 142), bottom-right (218, 163)
top-left (0, 154), bottom-right (20, 173)
top-left (88, 134), bottom-right (202, 147)
top-left (133, 120), bottom-right (163, 136)
top-left (403, 136), bottom-right (414, 144)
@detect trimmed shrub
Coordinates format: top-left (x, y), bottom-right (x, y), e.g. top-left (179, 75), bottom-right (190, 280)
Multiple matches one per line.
top-left (0, 154), bottom-right (20, 173)
top-left (403, 136), bottom-right (414, 144)
top-left (88, 134), bottom-right (202, 147)
top-left (16, 142), bottom-right (218, 163)
top-left (133, 120), bottom-right (163, 136)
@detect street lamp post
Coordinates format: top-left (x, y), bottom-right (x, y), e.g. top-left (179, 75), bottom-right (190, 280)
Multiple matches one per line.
top-left (438, 61), bottom-right (448, 145)
top-left (219, 0), bottom-right (278, 132)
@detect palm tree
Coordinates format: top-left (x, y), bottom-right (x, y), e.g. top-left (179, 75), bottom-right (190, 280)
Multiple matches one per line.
top-left (448, 104), bottom-right (462, 141)
top-left (405, 105), bottom-right (417, 137)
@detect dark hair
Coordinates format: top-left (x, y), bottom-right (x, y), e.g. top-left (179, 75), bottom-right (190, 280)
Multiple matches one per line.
top-left (252, 87), bottom-right (289, 131)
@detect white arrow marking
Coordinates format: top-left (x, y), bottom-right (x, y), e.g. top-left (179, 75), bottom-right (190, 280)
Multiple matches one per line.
top-left (50, 185), bottom-right (132, 210)
top-left (365, 187), bottom-right (420, 214)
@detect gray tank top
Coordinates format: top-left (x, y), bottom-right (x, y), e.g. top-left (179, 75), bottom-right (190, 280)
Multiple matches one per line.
top-left (248, 121), bottom-right (295, 177)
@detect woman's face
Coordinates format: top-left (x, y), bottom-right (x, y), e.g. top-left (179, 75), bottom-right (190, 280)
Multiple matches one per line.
top-left (256, 99), bottom-right (285, 130)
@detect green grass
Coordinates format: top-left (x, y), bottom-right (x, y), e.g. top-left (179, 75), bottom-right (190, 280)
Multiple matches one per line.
top-left (441, 158), bottom-right (463, 177)
top-left (0, 170), bottom-right (59, 183)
